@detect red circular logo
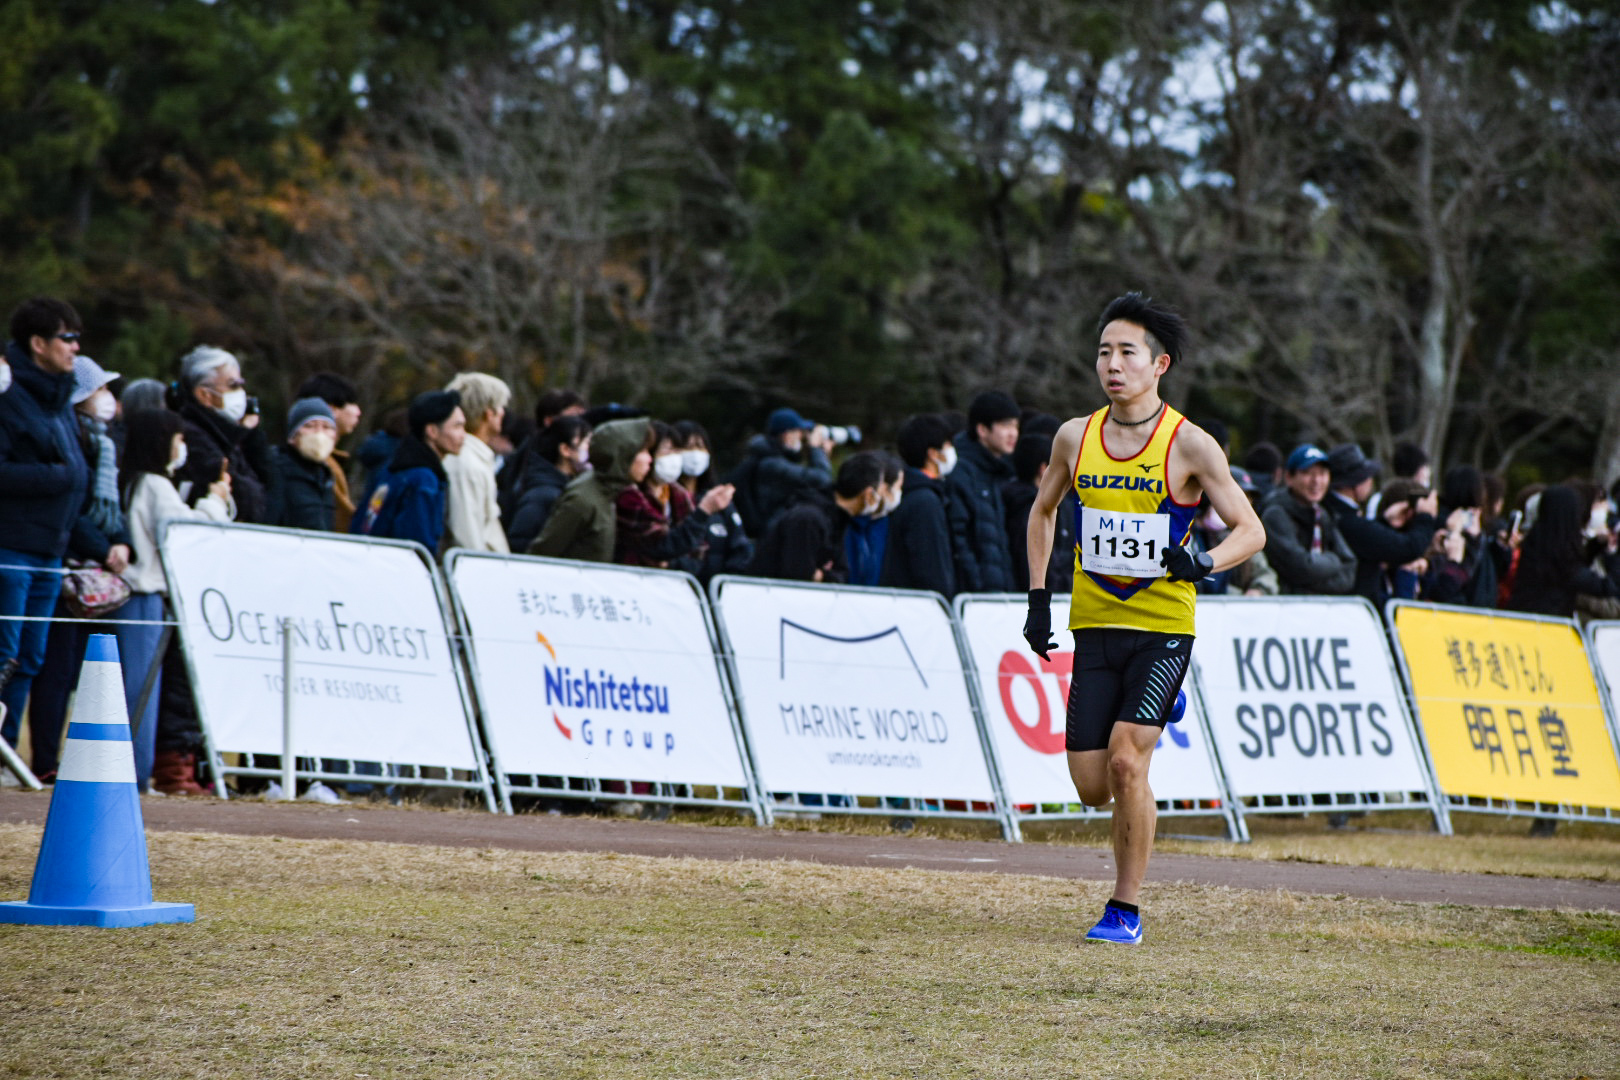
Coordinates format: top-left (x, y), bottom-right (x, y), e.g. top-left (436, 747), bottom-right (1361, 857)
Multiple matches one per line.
top-left (997, 651), bottom-right (1064, 754)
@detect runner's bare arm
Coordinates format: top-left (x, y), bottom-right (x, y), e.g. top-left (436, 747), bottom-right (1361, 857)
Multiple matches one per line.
top-left (1176, 424), bottom-right (1265, 573)
top-left (1026, 418), bottom-right (1085, 589)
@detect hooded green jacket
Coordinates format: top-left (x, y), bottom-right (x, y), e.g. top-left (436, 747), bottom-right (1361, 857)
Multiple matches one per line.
top-left (527, 417), bottom-right (648, 563)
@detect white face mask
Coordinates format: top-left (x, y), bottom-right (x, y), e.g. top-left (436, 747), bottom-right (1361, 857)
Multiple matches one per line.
top-left (682, 449), bottom-right (710, 477)
top-left (860, 490), bottom-right (883, 518)
top-left (168, 441), bottom-right (188, 475)
top-left (574, 442), bottom-right (589, 469)
top-left (0, 360), bottom-right (11, 394)
top-left (653, 453), bottom-right (685, 485)
top-left (1590, 504), bottom-right (1610, 537)
top-left (881, 488), bottom-right (902, 516)
top-left (295, 428), bottom-right (337, 463)
top-left (91, 392), bottom-right (117, 423)
top-left (217, 388), bottom-right (248, 423)
top-left (937, 443), bottom-right (957, 477)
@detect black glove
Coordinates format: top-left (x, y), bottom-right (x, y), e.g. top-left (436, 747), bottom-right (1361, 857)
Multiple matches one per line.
top-left (1161, 545), bottom-right (1214, 583)
top-left (1024, 588), bottom-right (1057, 660)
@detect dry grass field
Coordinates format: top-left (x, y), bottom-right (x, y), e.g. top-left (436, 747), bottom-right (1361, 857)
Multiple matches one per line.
top-left (2, 822), bottom-right (1616, 1079)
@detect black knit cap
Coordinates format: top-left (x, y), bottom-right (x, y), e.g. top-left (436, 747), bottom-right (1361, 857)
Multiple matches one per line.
top-left (408, 389), bottom-right (461, 437)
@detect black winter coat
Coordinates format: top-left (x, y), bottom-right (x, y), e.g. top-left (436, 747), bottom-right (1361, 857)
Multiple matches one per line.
top-left (505, 452), bottom-right (569, 553)
top-left (880, 467), bottom-right (955, 597)
top-left (267, 443), bottom-right (336, 532)
top-left (1507, 548), bottom-right (1620, 617)
top-left (748, 488), bottom-right (849, 583)
top-left (688, 501), bottom-right (754, 584)
top-left (945, 432), bottom-right (1016, 593)
top-left (175, 400), bottom-right (271, 524)
top-left (732, 435), bottom-right (833, 535)
top-left (0, 343), bottom-right (89, 559)
top-left (1323, 492), bottom-right (1436, 610)
top-left (1003, 478), bottom-right (1076, 594)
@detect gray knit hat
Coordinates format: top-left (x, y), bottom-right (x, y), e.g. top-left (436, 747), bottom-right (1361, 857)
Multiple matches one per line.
top-left (70, 356), bottom-right (119, 405)
top-left (286, 396), bottom-right (337, 436)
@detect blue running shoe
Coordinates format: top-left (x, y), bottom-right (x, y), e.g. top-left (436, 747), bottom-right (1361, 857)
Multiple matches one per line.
top-left (1168, 688), bottom-right (1187, 724)
top-left (1085, 905), bottom-right (1143, 944)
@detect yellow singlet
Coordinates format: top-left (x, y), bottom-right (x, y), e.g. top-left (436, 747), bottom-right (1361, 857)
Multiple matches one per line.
top-left (1067, 404), bottom-right (1198, 636)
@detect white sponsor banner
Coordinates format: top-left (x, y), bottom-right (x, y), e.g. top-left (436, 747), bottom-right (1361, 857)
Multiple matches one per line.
top-left (1193, 597), bottom-right (1430, 797)
top-left (956, 595), bottom-right (1225, 805)
top-left (449, 554), bottom-right (748, 788)
top-left (161, 523), bottom-right (478, 768)
top-left (1590, 622), bottom-right (1620, 728)
top-left (714, 579), bottom-right (996, 800)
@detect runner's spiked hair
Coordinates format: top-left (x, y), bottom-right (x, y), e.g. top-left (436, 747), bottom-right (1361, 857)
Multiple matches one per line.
top-left (1098, 292), bottom-right (1186, 370)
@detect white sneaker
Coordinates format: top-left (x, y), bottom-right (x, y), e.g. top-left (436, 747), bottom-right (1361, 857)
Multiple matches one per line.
top-left (302, 781), bottom-right (346, 805)
top-left (264, 780), bottom-right (285, 801)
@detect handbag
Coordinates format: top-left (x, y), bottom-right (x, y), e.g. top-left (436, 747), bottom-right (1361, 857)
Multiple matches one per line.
top-left (60, 560), bottom-right (132, 620)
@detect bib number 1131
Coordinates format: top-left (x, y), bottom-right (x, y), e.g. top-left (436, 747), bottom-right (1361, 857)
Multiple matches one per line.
top-left (1080, 507), bottom-right (1171, 578)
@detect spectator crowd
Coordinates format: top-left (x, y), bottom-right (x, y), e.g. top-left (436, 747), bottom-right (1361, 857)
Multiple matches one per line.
top-left (3, 296), bottom-right (1619, 798)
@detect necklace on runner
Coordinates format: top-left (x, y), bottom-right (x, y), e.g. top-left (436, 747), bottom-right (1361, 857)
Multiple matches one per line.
top-left (1109, 402), bottom-right (1165, 427)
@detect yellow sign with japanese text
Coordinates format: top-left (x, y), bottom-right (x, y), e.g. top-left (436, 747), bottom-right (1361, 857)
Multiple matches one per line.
top-left (1391, 605), bottom-right (1620, 810)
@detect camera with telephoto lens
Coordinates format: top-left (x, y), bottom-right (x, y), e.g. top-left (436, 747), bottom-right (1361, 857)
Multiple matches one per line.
top-left (826, 425), bottom-right (861, 446)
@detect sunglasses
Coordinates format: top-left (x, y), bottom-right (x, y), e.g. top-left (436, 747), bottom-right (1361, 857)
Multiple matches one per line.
top-left (54, 332), bottom-right (82, 343)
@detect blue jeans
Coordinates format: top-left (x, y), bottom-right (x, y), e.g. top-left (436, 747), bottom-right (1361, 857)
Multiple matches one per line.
top-left (112, 593), bottom-right (167, 788)
top-left (0, 548), bottom-right (63, 747)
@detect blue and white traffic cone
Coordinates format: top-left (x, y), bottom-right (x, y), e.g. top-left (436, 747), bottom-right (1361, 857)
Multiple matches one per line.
top-left (0, 634), bottom-right (194, 927)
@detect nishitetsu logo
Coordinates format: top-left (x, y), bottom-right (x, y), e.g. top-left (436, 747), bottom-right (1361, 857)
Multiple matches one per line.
top-left (536, 631), bottom-right (676, 754)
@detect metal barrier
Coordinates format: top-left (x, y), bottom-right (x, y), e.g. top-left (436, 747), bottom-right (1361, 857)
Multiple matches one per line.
top-left (709, 575), bottom-right (1016, 839)
top-left (952, 592), bottom-right (1247, 841)
top-left (1196, 595), bottom-right (1450, 833)
top-left (159, 522), bottom-right (497, 809)
top-left (1389, 600), bottom-right (1620, 825)
top-left (444, 551), bottom-right (764, 820)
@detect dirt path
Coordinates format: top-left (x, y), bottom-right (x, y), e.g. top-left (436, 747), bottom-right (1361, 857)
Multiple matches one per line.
top-left (3, 790), bottom-right (1616, 911)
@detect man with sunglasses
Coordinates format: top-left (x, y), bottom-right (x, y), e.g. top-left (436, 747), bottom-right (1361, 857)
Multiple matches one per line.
top-left (0, 298), bottom-right (92, 752)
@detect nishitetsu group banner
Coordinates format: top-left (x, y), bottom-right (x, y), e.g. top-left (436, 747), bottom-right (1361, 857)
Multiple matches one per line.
top-left (447, 552), bottom-right (750, 791)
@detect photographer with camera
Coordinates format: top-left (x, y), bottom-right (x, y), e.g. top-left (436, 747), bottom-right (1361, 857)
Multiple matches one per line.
top-left (171, 345), bottom-right (271, 524)
top-left (731, 407), bottom-right (853, 535)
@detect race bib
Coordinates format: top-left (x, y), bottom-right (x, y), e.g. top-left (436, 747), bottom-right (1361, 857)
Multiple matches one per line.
top-left (1079, 507), bottom-right (1170, 578)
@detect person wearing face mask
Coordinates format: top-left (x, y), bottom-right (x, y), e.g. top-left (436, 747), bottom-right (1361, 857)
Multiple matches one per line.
top-left (614, 420), bottom-right (734, 571)
top-left (880, 414), bottom-right (957, 597)
top-left (531, 418), bottom-right (654, 563)
top-left (946, 390), bottom-right (1022, 594)
top-left (729, 407), bottom-right (834, 536)
top-left (672, 420), bottom-right (753, 583)
top-left (265, 398), bottom-right (339, 532)
top-left (296, 373), bottom-right (364, 532)
top-left (505, 415), bottom-right (592, 553)
top-left (17, 356), bottom-right (137, 782)
top-left (0, 298), bottom-right (93, 757)
top-left (170, 345), bottom-right (270, 525)
top-left (116, 408), bottom-right (233, 793)
top-left (844, 453), bottom-right (904, 587)
top-left (749, 451), bottom-right (886, 583)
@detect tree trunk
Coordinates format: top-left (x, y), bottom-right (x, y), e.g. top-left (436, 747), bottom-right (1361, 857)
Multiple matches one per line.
top-left (1594, 377), bottom-right (1620, 487)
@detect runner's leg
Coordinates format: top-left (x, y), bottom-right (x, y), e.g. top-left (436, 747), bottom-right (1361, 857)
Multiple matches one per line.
top-left (1065, 630), bottom-right (1121, 806)
top-left (1105, 720), bottom-right (1162, 905)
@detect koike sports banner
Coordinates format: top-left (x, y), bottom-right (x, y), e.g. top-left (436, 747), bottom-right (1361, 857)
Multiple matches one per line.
top-left (711, 578), bottom-right (998, 802)
top-left (1392, 603), bottom-right (1620, 812)
top-left (447, 553), bottom-right (750, 791)
top-left (161, 522), bottom-right (481, 770)
top-left (955, 594), bottom-right (1226, 806)
top-left (1193, 596), bottom-right (1435, 802)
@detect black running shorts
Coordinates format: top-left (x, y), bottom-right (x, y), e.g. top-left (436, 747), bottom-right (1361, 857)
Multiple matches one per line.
top-left (1065, 628), bottom-right (1195, 753)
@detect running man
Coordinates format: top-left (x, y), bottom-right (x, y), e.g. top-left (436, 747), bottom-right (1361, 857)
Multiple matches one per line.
top-left (1024, 293), bottom-right (1264, 944)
